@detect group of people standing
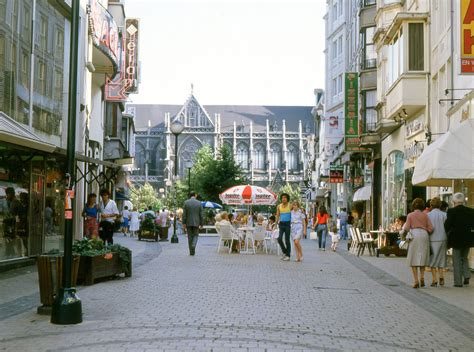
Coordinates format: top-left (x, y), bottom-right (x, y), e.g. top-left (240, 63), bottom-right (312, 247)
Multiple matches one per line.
top-left (401, 193), bottom-right (473, 288)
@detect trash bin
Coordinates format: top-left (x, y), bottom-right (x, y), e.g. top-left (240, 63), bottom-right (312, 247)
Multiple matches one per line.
top-left (36, 255), bottom-right (80, 315)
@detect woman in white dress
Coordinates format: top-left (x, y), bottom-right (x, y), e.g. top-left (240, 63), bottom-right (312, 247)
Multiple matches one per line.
top-left (129, 207), bottom-right (140, 237)
top-left (291, 201), bottom-right (304, 262)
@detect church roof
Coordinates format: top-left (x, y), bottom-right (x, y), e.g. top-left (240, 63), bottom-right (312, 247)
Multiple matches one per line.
top-left (128, 103), bottom-right (314, 133)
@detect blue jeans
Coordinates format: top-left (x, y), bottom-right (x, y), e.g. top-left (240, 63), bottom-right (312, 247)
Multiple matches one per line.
top-left (278, 222), bottom-right (291, 257)
top-left (317, 224), bottom-right (327, 249)
top-left (339, 221), bottom-right (347, 239)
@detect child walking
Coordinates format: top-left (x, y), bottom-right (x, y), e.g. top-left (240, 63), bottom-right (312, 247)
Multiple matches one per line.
top-left (291, 201), bottom-right (304, 262)
top-left (329, 225), bottom-right (340, 252)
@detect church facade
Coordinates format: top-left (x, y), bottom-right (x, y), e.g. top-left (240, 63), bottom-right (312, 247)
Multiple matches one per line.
top-left (126, 93), bottom-right (315, 191)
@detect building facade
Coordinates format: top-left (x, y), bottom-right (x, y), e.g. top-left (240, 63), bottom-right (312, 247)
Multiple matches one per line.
top-left (0, 0), bottom-right (138, 268)
top-left (127, 93), bottom-right (314, 192)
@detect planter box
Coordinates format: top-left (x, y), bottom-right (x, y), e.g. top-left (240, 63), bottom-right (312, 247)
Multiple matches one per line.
top-left (138, 229), bottom-right (158, 242)
top-left (77, 253), bottom-right (131, 285)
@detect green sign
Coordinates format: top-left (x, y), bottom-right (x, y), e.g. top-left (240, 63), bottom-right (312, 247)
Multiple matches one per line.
top-left (344, 72), bottom-right (362, 151)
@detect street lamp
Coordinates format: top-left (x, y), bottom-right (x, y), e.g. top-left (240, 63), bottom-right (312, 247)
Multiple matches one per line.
top-left (185, 159), bottom-right (193, 194)
top-left (170, 120), bottom-right (185, 243)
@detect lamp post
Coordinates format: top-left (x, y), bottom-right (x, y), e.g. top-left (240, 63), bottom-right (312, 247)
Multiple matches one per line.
top-left (51, 0), bottom-right (82, 324)
top-left (170, 120), bottom-right (184, 243)
top-left (185, 160), bottom-right (193, 194)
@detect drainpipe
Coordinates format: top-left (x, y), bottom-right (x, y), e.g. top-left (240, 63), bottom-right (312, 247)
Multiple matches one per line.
top-left (425, 1), bottom-right (431, 144)
top-left (449, 0), bottom-right (454, 130)
top-left (28, 0), bottom-right (37, 128)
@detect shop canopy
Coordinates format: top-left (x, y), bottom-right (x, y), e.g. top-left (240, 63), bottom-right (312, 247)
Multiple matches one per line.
top-left (412, 119), bottom-right (474, 187)
top-left (352, 185), bottom-right (371, 202)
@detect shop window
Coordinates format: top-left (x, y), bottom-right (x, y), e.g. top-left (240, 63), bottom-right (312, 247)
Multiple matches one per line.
top-left (254, 143), bottom-right (265, 169)
top-left (383, 151), bottom-right (406, 228)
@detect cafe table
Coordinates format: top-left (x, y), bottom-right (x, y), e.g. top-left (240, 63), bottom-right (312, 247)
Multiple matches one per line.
top-left (237, 226), bottom-right (255, 254)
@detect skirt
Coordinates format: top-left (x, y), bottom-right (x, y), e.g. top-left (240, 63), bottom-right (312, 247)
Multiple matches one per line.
top-left (429, 240), bottom-right (447, 268)
top-left (291, 223), bottom-right (303, 240)
top-left (406, 228), bottom-right (430, 267)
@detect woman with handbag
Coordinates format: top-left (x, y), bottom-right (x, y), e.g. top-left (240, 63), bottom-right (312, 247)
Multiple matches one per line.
top-left (401, 198), bottom-right (433, 288)
top-left (427, 197), bottom-right (447, 286)
top-left (313, 205), bottom-right (329, 251)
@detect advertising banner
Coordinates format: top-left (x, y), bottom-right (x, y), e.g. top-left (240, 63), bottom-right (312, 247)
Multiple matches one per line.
top-left (329, 165), bottom-right (344, 184)
top-left (344, 72), bottom-right (361, 151)
top-left (461, 0), bottom-right (474, 73)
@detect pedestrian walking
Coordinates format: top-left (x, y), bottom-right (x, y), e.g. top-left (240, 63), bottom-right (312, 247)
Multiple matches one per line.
top-left (329, 225), bottom-right (340, 252)
top-left (313, 205), bottom-right (329, 251)
top-left (182, 191), bottom-right (204, 256)
top-left (444, 193), bottom-right (474, 287)
top-left (99, 189), bottom-right (119, 245)
top-left (401, 198), bottom-right (433, 288)
top-left (82, 193), bottom-right (99, 239)
top-left (291, 201), bottom-right (304, 262)
top-left (121, 206), bottom-right (130, 236)
top-left (129, 207), bottom-right (140, 237)
top-left (427, 197), bottom-right (447, 287)
top-left (275, 193), bottom-right (291, 261)
top-left (337, 208), bottom-right (348, 240)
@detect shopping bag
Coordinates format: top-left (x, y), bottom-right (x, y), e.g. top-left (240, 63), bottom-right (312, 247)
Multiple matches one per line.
top-left (309, 231), bottom-right (318, 240)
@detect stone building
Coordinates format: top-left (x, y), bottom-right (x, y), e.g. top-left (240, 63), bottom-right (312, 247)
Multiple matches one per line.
top-left (126, 92), bottom-right (315, 191)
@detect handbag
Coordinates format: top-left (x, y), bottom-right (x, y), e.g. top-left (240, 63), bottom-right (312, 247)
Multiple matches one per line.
top-left (309, 231), bottom-right (318, 240)
top-left (399, 240), bottom-right (408, 250)
top-left (405, 231), bottom-right (414, 241)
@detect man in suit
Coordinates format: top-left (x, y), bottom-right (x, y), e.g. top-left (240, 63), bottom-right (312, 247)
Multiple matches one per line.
top-left (445, 193), bottom-right (474, 287)
top-left (182, 191), bottom-right (204, 256)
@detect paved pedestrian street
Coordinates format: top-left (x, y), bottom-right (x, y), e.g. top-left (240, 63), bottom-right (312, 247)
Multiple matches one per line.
top-left (1, 236), bottom-right (473, 351)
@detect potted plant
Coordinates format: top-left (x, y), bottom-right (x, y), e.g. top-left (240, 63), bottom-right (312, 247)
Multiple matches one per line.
top-left (73, 238), bottom-right (132, 285)
top-left (138, 215), bottom-right (158, 241)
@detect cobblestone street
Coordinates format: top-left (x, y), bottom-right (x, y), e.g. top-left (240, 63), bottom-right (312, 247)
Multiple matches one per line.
top-left (1, 235), bottom-right (473, 351)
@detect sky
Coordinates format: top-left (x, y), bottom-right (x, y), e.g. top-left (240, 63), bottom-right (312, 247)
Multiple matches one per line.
top-left (126, 0), bottom-right (326, 106)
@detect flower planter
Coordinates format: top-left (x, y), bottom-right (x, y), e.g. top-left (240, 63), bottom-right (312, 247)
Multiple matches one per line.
top-left (138, 229), bottom-right (158, 242)
top-left (77, 252), bottom-right (132, 285)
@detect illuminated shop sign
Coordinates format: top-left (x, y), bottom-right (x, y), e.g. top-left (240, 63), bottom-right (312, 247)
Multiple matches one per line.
top-left (461, 0), bottom-right (474, 73)
top-left (89, 0), bottom-right (119, 65)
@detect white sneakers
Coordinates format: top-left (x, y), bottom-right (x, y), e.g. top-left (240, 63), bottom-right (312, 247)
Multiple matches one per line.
top-left (282, 256), bottom-right (290, 261)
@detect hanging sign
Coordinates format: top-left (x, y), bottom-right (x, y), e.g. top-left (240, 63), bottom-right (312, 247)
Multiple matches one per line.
top-left (344, 72), bottom-right (362, 151)
top-left (329, 165), bottom-right (344, 183)
top-left (65, 190), bottom-right (75, 219)
top-left (461, 0), bottom-right (474, 73)
top-left (89, 0), bottom-right (119, 65)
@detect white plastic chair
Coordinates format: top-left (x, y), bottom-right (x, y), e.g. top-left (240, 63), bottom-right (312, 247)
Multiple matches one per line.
top-left (349, 227), bottom-right (359, 254)
top-left (217, 223), bottom-right (235, 253)
top-left (253, 225), bottom-right (268, 253)
top-left (271, 228), bottom-right (281, 255)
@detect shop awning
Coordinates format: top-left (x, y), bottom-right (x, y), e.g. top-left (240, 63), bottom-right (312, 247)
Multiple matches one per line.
top-left (412, 119), bottom-right (474, 187)
top-left (0, 112), bottom-right (56, 153)
top-left (353, 185), bottom-right (371, 202)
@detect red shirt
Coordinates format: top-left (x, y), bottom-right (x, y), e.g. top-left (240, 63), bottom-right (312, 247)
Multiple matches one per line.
top-left (316, 213), bottom-right (329, 225)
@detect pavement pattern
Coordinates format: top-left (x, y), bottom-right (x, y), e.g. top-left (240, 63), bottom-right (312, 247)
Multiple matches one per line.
top-left (0, 235), bottom-right (473, 351)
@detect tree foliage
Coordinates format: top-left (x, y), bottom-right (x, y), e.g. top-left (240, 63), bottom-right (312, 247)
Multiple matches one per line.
top-left (130, 182), bottom-right (162, 211)
top-left (163, 180), bottom-right (188, 210)
top-left (191, 144), bottom-right (246, 203)
top-left (278, 183), bottom-right (301, 205)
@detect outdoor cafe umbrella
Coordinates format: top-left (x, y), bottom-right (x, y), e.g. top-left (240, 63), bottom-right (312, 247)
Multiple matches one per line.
top-left (219, 185), bottom-right (277, 205)
top-left (201, 201), bottom-right (223, 209)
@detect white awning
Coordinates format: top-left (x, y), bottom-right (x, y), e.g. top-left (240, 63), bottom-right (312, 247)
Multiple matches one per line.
top-left (412, 119), bottom-right (474, 187)
top-left (353, 185), bottom-right (371, 202)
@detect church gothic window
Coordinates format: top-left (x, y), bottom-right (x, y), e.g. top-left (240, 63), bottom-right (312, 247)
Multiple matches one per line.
top-left (254, 143), bottom-right (265, 169)
top-left (270, 144), bottom-right (281, 170)
top-left (236, 143), bottom-right (249, 169)
top-left (287, 144), bottom-right (298, 170)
